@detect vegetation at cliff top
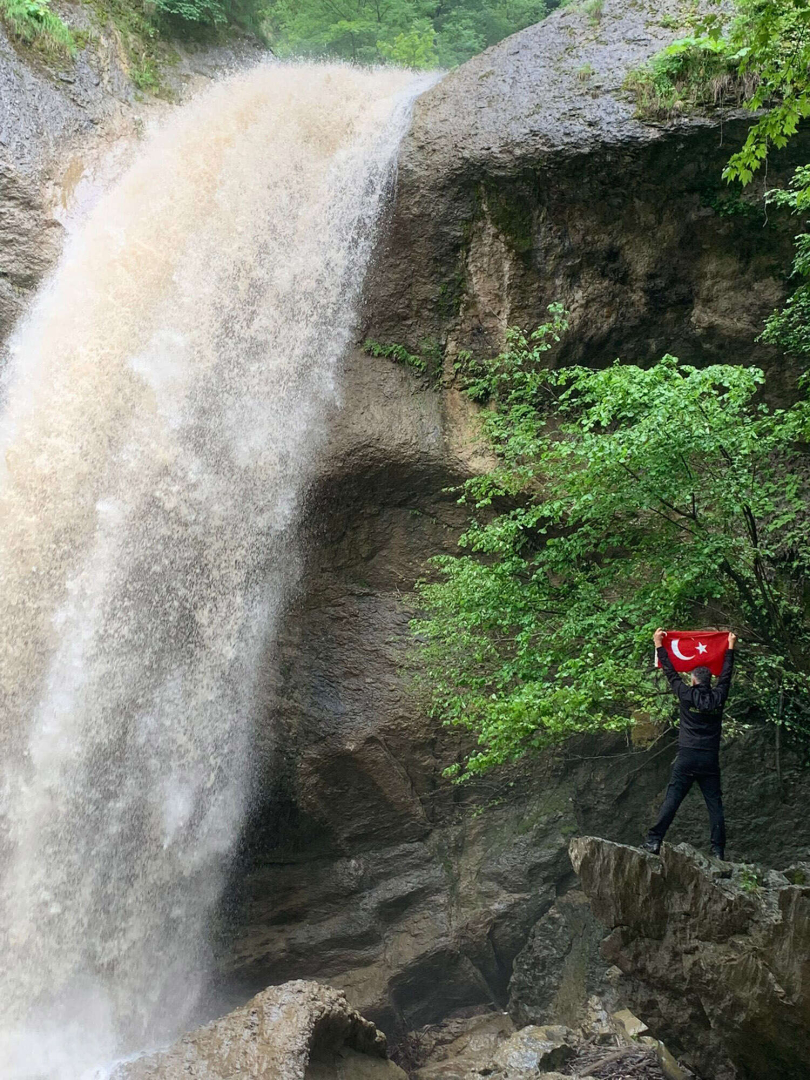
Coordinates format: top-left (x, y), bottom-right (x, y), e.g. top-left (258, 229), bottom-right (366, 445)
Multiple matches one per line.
top-left (0, 0), bottom-right (268, 71)
top-left (412, 310), bottom-right (810, 780)
top-left (0, 0), bottom-right (566, 81)
top-left (262, 0), bottom-right (552, 68)
top-left (0, 0), bottom-right (75, 55)
top-left (629, 1), bottom-right (810, 362)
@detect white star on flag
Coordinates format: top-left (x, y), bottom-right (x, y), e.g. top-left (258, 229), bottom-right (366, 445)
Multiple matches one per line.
top-left (696, 642), bottom-right (707, 654)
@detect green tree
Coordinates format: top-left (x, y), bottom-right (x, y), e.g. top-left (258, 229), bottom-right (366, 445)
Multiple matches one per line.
top-left (412, 311), bottom-right (810, 779)
top-left (673, 1), bottom-right (810, 359)
top-left (152, 0), bottom-right (269, 33)
top-left (262, 0), bottom-right (548, 68)
top-left (378, 21), bottom-right (437, 67)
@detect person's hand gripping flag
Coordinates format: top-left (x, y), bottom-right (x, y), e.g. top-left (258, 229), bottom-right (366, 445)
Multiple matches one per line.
top-left (655, 630), bottom-right (730, 676)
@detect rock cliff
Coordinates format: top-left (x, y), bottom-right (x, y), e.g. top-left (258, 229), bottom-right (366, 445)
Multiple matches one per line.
top-left (571, 837), bottom-right (810, 1080)
top-left (365, 0), bottom-right (808, 394)
top-left (4, 0), bottom-right (810, 1055)
top-left (229, 0), bottom-right (810, 1035)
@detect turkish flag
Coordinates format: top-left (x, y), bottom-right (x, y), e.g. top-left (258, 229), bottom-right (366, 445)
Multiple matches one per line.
top-left (655, 630), bottom-right (729, 676)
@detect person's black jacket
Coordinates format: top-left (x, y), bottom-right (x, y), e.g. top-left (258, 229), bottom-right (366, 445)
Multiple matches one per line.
top-left (656, 646), bottom-right (735, 752)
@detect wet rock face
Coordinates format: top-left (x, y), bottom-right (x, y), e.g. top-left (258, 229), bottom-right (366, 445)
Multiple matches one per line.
top-left (365, 0), bottom-right (807, 390)
top-left (0, 163), bottom-right (63, 344)
top-left (507, 890), bottom-right (613, 1031)
top-left (114, 980), bottom-right (405, 1080)
top-left (570, 837), bottom-right (810, 1080)
top-left (6, 0), bottom-right (810, 1053)
top-left (0, 23), bottom-right (264, 344)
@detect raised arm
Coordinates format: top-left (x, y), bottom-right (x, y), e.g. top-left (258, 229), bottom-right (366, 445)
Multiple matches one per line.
top-left (714, 632), bottom-right (736, 706)
top-left (654, 628), bottom-right (689, 702)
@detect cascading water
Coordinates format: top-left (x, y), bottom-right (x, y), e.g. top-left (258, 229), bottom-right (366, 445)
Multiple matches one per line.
top-left (0, 62), bottom-right (433, 1080)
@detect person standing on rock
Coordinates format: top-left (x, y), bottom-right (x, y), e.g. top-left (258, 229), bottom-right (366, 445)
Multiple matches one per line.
top-left (642, 628), bottom-right (736, 861)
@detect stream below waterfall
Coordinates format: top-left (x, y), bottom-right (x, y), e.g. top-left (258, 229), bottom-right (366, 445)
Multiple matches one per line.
top-left (0, 61), bottom-right (434, 1080)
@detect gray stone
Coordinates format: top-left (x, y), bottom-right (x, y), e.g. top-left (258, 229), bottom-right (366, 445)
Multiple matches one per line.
top-left (490, 1025), bottom-right (577, 1076)
top-left (508, 890), bottom-right (613, 1031)
top-left (571, 837), bottom-right (810, 1080)
top-left (113, 980), bottom-right (404, 1080)
top-left (365, 0), bottom-right (808, 388)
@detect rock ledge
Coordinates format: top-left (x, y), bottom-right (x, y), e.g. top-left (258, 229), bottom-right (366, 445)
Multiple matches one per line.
top-left (570, 836), bottom-right (810, 1080)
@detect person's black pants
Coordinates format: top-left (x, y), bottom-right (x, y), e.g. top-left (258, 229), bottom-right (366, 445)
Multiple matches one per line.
top-left (647, 748), bottom-right (725, 850)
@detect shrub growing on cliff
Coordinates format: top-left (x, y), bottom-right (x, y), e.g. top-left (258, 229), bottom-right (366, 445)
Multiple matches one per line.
top-left (624, 34), bottom-right (753, 119)
top-left (411, 311), bottom-right (810, 779)
top-left (0, 0), bottom-right (74, 55)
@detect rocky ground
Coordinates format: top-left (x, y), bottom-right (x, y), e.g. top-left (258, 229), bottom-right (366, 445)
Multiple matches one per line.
top-left (114, 981), bottom-right (405, 1080)
top-left (134, 839), bottom-right (809, 1080)
top-left (114, 979), bottom-right (679, 1080)
top-left (571, 838), bottom-right (810, 1080)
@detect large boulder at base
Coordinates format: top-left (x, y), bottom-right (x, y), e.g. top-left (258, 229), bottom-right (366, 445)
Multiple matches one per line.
top-left (570, 837), bottom-right (810, 1080)
top-left (113, 980), bottom-right (405, 1080)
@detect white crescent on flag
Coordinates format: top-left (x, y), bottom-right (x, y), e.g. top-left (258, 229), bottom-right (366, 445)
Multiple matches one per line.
top-left (670, 639), bottom-right (696, 661)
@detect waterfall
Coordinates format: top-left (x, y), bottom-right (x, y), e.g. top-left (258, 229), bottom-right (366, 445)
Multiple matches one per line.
top-left (0, 62), bottom-right (432, 1079)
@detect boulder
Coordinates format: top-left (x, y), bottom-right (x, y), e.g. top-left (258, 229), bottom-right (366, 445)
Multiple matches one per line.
top-left (366, 0), bottom-right (809, 390)
top-left (490, 1025), bottom-right (577, 1076)
top-left (410, 1020), bottom-right (577, 1080)
top-left (570, 837), bottom-right (810, 1080)
top-left (113, 980), bottom-right (405, 1080)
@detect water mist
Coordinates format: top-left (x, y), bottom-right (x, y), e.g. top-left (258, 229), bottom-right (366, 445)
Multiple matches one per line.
top-left (0, 62), bottom-right (432, 1079)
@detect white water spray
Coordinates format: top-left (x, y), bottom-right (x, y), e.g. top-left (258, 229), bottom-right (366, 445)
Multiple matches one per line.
top-left (0, 62), bottom-right (431, 1079)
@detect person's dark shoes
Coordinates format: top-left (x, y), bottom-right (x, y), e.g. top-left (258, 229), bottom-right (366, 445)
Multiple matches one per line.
top-left (711, 845), bottom-right (726, 861)
top-left (641, 838), bottom-right (661, 855)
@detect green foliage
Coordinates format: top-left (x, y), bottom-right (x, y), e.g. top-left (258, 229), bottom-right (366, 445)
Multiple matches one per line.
top-left (720, 0), bottom-right (810, 186)
top-left (377, 22), bottom-right (437, 67)
top-left (700, 181), bottom-right (762, 219)
top-left (153, 0), bottom-right (227, 25)
top-left (364, 338), bottom-right (443, 381)
top-left (626, 1), bottom-right (810, 183)
top-left (625, 34), bottom-right (749, 119)
top-left (758, 168), bottom-right (810, 357)
top-left (152, 0), bottom-right (268, 32)
top-left (262, 0), bottom-right (549, 69)
top-left (738, 865), bottom-right (764, 891)
top-left (412, 309), bottom-right (810, 780)
top-left (582, 0), bottom-right (601, 24)
top-left (0, 0), bottom-right (74, 55)
top-left (627, 2), bottom-right (810, 362)
top-left (85, 0), bottom-right (165, 92)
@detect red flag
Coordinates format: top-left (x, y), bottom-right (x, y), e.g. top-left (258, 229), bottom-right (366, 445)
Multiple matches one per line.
top-left (655, 630), bottom-right (729, 676)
